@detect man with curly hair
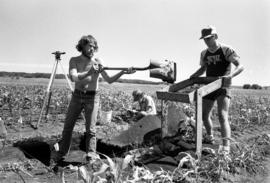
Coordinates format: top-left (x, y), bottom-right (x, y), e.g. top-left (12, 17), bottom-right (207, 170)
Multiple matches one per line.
top-left (52, 35), bottom-right (135, 164)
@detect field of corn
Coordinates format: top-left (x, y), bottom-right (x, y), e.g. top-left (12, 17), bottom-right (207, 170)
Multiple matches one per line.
top-left (0, 77), bottom-right (270, 183)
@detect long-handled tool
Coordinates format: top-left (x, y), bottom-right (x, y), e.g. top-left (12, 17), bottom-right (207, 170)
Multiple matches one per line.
top-left (103, 60), bottom-right (177, 83)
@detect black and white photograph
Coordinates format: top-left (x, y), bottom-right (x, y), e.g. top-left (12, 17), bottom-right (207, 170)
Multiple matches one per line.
top-left (0, 0), bottom-right (270, 182)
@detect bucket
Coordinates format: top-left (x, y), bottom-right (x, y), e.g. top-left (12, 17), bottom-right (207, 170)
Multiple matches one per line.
top-left (149, 60), bottom-right (176, 83)
top-left (100, 110), bottom-right (112, 124)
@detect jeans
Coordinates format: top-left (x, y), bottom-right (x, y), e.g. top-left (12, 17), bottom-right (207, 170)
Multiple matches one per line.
top-left (58, 91), bottom-right (99, 158)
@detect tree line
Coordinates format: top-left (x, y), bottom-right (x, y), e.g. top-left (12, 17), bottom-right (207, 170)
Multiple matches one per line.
top-left (0, 71), bottom-right (163, 85)
top-left (0, 71), bottom-right (66, 79)
top-left (242, 84), bottom-right (265, 90)
top-left (3, 71), bottom-right (266, 87)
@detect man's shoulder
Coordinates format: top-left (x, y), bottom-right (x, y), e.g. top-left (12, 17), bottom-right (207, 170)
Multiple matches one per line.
top-left (219, 43), bottom-right (238, 57)
top-left (220, 43), bottom-right (233, 50)
top-left (70, 56), bottom-right (86, 66)
top-left (200, 49), bottom-right (208, 58)
top-left (70, 55), bottom-right (82, 62)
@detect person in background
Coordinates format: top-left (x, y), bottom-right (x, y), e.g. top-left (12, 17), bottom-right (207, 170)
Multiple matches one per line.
top-left (52, 35), bottom-right (135, 165)
top-left (129, 89), bottom-right (157, 121)
top-left (189, 25), bottom-right (244, 154)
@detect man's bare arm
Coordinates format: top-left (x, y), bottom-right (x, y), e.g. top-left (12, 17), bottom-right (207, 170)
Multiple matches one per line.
top-left (228, 60), bottom-right (244, 78)
top-left (190, 65), bottom-right (206, 78)
top-left (69, 58), bottom-right (97, 82)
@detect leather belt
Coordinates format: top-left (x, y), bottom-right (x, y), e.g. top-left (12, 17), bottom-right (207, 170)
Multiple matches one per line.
top-left (74, 89), bottom-right (97, 95)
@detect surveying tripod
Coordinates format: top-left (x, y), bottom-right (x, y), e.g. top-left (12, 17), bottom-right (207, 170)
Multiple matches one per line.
top-left (33, 51), bottom-right (73, 129)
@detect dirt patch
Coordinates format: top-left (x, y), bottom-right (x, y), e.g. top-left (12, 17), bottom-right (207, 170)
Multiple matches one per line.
top-left (1, 119), bottom-right (270, 182)
top-left (1, 81), bottom-right (270, 182)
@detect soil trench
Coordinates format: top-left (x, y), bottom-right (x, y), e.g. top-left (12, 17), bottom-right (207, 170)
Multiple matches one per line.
top-left (12, 133), bottom-right (130, 166)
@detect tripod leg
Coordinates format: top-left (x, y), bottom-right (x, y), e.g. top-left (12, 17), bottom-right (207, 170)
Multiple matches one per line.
top-left (34, 92), bottom-right (49, 129)
top-left (45, 91), bottom-right (52, 118)
top-left (34, 60), bottom-right (58, 129)
top-left (59, 61), bottom-right (73, 91)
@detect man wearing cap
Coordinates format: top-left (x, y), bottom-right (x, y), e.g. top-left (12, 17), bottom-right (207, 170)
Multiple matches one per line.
top-left (129, 90), bottom-right (157, 121)
top-left (190, 26), bottom-right (244, 154)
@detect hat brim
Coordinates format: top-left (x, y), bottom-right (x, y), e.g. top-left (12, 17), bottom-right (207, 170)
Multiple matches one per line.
top-left (199, 34), bottom-right (214, 40)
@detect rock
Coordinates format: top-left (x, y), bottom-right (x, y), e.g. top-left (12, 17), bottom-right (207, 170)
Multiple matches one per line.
top-left (109, 115), bottom-right (161, 147)
top-left (0, 147), bottom-right (27, 165)
top-left (166, 103), bottom-right (187, 137)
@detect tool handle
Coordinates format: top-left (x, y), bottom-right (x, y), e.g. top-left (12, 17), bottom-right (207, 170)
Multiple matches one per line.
top-left (102, 66), bottom-right (150, 71)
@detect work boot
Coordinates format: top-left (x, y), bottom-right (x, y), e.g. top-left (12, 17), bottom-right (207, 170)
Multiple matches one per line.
top-left (203, 134), bottom-right (215, 144)
top-left (50, 151), bottom-right (64, 172)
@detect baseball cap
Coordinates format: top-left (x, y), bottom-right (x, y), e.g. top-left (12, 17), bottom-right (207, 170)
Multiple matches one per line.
top-left (199, 26), bottom-right (217, 39)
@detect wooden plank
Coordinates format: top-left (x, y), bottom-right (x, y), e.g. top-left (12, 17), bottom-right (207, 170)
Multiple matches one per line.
top-left (187, 92), bottom-right (195, 103)
top-left (156, 91), bottom-right (195, 103)
top-left (168, 78), bottom-right (194, 92)
top-left (195, 90), bottom-right (203, 159)
top-left (199, 79), bottom-right (223, 97)
top-left (192, 77), bottom-right (219, 84)
top-left (159, 77), bottom-right (219, 93)
top-left (156, 77), bottom-right (225, 160)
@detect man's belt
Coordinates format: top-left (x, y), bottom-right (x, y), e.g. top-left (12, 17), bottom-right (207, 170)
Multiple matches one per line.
top-left (74, 89), bottom-right (97, 95)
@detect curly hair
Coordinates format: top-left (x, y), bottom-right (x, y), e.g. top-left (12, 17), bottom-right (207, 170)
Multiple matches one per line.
top-left (76, 35), bottom-right (98, 52)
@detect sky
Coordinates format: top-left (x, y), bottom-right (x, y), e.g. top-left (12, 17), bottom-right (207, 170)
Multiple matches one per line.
top-left (0, 0), bottom-right (270, 86)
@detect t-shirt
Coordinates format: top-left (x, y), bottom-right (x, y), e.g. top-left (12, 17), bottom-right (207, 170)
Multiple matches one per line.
top-left (200, 44), bottom-right (240, 77)
top-left (139, 95), bottom-right (157, 115)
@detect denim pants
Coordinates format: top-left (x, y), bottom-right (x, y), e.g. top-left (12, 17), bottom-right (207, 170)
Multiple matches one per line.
top-left (58, 91), bottom-right (99, 157)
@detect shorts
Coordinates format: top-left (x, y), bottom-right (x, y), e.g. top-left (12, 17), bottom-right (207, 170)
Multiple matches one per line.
top-left (203, 88), bottom-right (231, 101)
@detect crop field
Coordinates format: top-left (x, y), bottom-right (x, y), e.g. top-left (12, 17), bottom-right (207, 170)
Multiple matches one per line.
top-left (0, 77), bottom-right (270, 182)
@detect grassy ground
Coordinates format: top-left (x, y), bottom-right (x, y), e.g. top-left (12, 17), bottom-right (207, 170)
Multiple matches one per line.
top-left (1, 77), bottom-right (270, 182)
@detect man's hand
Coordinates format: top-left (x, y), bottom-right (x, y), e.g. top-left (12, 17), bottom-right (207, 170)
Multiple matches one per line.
top-left (220, 75), bottom-right (232, 80)
top-left (87, 63), bottom-right (100, 75)
top-left (94, 58), bottom-right (104, 73)
top-left (98, 64), bottom-right (104, 73)
top-left (127, 109), bottom-right (138, 114)
top-left (220, 75), bottom-right (232, 87)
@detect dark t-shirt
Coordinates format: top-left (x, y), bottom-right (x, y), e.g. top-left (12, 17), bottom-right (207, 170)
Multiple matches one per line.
top-left (200, 44), bottom-right (240, 87)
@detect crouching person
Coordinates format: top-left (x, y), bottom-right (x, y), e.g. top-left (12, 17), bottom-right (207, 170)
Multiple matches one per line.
top-left (129, 90), bottom-right (157, 121)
